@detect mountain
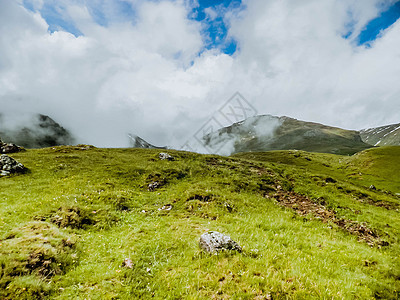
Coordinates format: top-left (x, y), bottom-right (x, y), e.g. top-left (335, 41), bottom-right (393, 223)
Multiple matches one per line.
top-left (0, 114), bottom-right (75, 148)
top-left (128, 134), bottom-right (166, 149)
top-left (360, 123), bottom-right (400, 146)
top-left (202, 115), bottom-right (372, 155)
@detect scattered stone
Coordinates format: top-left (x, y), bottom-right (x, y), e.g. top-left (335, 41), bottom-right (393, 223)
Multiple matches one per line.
top-left (122, 258), bottom-right (133, 269)
top-left (148, 181), bottom-right (162, 191)
top-left (224, 202), bottom-right (233, 212)
top-left (325, 177), bottom-right (337, 183)
top-left (158, 204), bottom-right (172, 211)
top-left (159, 152), bottom-right (174, 161)
top-left (0, 139), bottom-right (23, 154)
top-left (199, 231), bottom-right (242, 254)
top-left (369, 185), bottom-right (376, 190)
top-left (1, 170), bottom-right (10, 176)
top-left (0, 154), bottom-right (26, 176)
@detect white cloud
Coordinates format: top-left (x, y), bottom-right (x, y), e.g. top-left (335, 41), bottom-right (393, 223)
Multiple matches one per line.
top-left (228, 0), bottom-right (400, 129)
top-left (0, 0), bottom-right (399, 149)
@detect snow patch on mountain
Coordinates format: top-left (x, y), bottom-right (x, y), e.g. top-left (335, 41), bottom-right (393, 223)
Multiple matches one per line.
top-left (360, 123), bottom-right (400, 147)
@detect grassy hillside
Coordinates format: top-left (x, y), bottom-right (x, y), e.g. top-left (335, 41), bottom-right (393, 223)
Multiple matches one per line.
top-left (1, 146), bottom-right (399, 299)
top-left (234, 146), bottom-right (400, 194)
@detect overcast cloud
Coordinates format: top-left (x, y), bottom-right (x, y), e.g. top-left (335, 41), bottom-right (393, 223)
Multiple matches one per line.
top-left (0, 0), bottom-right (399, 148)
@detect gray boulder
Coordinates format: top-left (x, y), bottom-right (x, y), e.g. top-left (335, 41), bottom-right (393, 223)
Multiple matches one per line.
top-left (148, 181), bottom-right (161, 191)
top-left (0, 139), bottom-right (23, 154)
top-left (199, 231), bottom-right (242, 253)
top-left (0, 154), bottom-right (26, 176)
top-left (159, 152), bottom-right (174, 161)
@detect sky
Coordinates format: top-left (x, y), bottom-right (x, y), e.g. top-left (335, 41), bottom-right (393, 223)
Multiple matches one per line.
top-left (1, 0), bottom-right (400, 148)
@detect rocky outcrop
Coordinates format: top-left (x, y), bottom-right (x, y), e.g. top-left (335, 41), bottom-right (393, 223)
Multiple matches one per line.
top-left (159, 152), bottom-right (174, 161)
top-left (0, 154), bottom-right (26, 176)
top-left (0, 139), bottom-right (23, 154)
top-left (199, 231), bottom-right (242, 254)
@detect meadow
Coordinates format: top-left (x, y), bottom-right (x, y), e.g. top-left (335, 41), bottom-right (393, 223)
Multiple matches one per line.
top-left (1, 146), bottom-right (399, 299)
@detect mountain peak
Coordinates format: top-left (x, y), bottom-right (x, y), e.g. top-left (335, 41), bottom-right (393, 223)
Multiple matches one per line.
top-left (360, 123), bottom-right (400, 146)
top-left (202, 114), bottom-right (372, 155)
top-left (128, 134), bottom-right (166, 150)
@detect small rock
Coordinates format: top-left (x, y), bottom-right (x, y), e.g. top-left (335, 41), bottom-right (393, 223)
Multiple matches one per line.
top-left (369, 185), bottom-right (376, 190)
top-left (159, 152), bottom-right (174, 161)
top-left (0, 139), bottom-right (23, 154)
top-left (158, 204), bottom-right (172, 211)
top-left (325, 177), bottom-right (336, 183)
top-left (224, 203), bottom-right (233, 212)
top-left (148, 181), bottom-right (161, 191)
top-left (1, 170), bottom-right (10, 176)
top-left (122, 258), bottom-right (133, 269)
top-left (199, 231), bottom-right (242, 254)
top-left (0, 154), bottom-right (26, 176)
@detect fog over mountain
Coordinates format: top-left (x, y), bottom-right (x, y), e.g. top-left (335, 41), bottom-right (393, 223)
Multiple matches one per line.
top-left (0, 113), bottom-right (75, 148)
top-left (1, 1), bottom-right (400, 148)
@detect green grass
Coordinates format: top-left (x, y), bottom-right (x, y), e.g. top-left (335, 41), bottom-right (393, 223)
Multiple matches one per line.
top-left (1, 146), bottom-right (399, 299)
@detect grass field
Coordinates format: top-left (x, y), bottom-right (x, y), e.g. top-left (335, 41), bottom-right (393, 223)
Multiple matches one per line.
top-left (1, 146), bottom-right (399, 299)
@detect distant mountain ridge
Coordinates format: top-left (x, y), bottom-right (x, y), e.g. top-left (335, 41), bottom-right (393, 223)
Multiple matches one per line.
top-left (360, 123), bottom-right (400, 146)
top-left (202, 115), bottom-right (373, 155)
top-left (0, 114), bottom-right (75, 148)
top-left (129, 115), bottom-right (399, 155)
top-left (128, 134), bottom-right (166, 149)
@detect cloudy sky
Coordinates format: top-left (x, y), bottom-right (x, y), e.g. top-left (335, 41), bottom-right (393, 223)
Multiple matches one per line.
top-left (1, 0), bottom-right (400, 148)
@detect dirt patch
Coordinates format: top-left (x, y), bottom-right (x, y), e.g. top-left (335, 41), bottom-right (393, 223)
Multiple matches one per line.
top-left (356, 196), bottom-right (399, 210)
top-left (268, 188), bottom-right (388, 247)
top-left (187, 192), bottom-right (216, 202)
top-left (205, 157), bottom-right (227, 167)
top-left (145, 169), bottom-right (187, 191)
top-left (336, 186), bottom-right (399, 210)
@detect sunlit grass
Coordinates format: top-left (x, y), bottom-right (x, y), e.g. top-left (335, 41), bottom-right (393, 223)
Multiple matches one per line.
top-left (0, 146), bottom-right (399, 299)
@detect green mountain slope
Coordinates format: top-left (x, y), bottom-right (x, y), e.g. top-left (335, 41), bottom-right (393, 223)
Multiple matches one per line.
top-left (203, 115), bottom-right (372, 155)
top-left (234, 146), bottom-right (400, 194)
top-left (1, 147), bottom-right (399, 299)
